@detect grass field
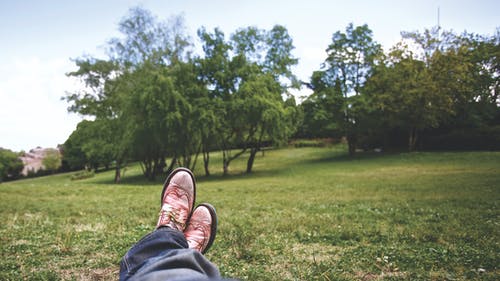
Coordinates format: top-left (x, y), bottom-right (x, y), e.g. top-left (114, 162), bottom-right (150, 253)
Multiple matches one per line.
top-left (1, 145), bottom-right (499, 280)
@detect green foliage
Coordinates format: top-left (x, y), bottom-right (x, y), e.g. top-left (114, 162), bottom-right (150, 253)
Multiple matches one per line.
top-left (62, 120), bottom-right (117, 172)
top-left (61, 128), bottom-right (87, 171)
top-left (365, 51), bottom-right (454, 151)
top-left (197, 24), bottom-right (300, 174)
top-left (0, 148), bottom-right (23, 182)
top-left (304, 24), bottom-right (500, 153)
top-left (63, 7), bottom-right (300, 180)
top-left (1, 147), bottom-right (499, 280)
top-left (41, 148), bottom-right (62, 172)
top-left (308, 23), bottom-right (383, 155)
top-left (62, 8), bottom-right (499, 183)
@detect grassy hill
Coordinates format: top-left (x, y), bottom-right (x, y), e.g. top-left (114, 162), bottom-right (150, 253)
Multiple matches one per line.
top-left (1, 146), bottom-right (499, 280)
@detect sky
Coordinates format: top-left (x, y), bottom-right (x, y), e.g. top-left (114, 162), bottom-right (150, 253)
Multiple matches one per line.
top-left (0, 0), bottom-right (498, 152)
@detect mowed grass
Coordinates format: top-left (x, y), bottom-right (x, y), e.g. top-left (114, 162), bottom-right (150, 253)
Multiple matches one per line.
top-left (1, 145), bottom-right (499, 280)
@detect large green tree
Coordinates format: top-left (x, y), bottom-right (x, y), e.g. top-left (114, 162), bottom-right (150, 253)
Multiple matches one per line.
top-left (63, 119), bottom-right (123, 174)
top-left (65, 7), bottom-right (301, 179)
top-left (232, 25), bottom-right (299, 173)
top-left (42, 149), bottom-right (62, 173)
top-left (196, 27), bottom-right (233, 175)
top-left (199, 25), bottom-right (299, 174)
top-left (366, 49), bottom-right (452, 151)
top-left (0, 148), bottom-right (23, 182)
top-left (108, 8), bottom-right (194, 180)
top-left (397, 28), bottom-right (499, 148)
top-left (65, 7), bottom-right (196, 181)
top-left (321, 23), bottom-right (382, 155)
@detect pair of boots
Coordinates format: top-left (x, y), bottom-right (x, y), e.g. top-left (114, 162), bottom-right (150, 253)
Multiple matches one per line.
top-left (156, 168), bottom-right (217, 254)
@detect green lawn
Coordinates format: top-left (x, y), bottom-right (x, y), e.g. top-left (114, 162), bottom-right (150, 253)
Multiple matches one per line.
top-left (1, 146), bottom-right (499, 280)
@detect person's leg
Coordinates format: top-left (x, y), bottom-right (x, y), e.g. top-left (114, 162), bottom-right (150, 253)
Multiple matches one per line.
top-left (119, 227), bottom-right (187, 280)
top-left (119, 168), bottom-right (223, 281)
top-left (120, 226), bottom-right (221, 281)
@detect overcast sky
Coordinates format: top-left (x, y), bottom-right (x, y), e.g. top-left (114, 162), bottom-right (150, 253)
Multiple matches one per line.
top-left (0, 0), bottom-right (498, 152)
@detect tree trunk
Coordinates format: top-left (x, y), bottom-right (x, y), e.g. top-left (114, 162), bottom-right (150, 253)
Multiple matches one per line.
top-left (223, 160), bottom-right (229, 175)
top-left (182, 155), bottom-right (191, 171)
top-left (222, 147), bottom-right (247, 176)
top-left (165, 157), bottom-right (177, 177)
top-left (141, 160), bottom-right (152, 179)
top-left (222, 150), bottom-right (228, 175)
top-left (408, 127), bottom-right (418, 152)
top-left (246, 148), bottom-right (258, 173)
top-left (190, 143), bottom-right (202, 172)
top-left (114, 165), bottom-right (121, 183)
top-left (347, 133), bottom-right (357, 156)
top-left (203, 147), bottom-right (210, 177)
top-left (150, 159), bottom-right (158, 181)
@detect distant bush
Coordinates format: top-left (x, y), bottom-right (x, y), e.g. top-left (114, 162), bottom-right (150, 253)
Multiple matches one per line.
top-left (70, 170), bottom-right (95, 181)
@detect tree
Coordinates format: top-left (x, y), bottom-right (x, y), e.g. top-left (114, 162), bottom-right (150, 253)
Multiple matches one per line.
top-left (196, 27), bottom-right (234, 175)
top-left (42, 149), bottom-right (62, 173)
top-left (453, 31), bottom-right (500, 127)
top-left (365, 45), bottom-right (453, 151)
top-left (65, 7), bottom-right (195, 181)
top-left (302, 70), bottom-right (346, 137)
top-left (110, 8), bottom-right (194, 180)
top-left (197, 25), bottom-right (299, 175)
top-left (64, 58), bottom-right (119, 118)
top-left (170, 59), bottom-right (209, 171)
top-left (322, 23), bottom-right (382, 155)
top-left (224, 25), bottom-right (299, 174)
top-left (117, 60), bottom-right (186, 180)
top-left (63, 120), bottom-right (118, 170)
top-left (64, 57), bottom-right (127, 182)
top-left (0, 148), bottom-right (23, 182)
top-left (65, 7), bottom-right (301, 179)
top-left (397, 28), bottom-right (499, 148)
top-left (61, 129), bottom-right (88, 171)
top-left (238, 73), bottom-right (298, 173)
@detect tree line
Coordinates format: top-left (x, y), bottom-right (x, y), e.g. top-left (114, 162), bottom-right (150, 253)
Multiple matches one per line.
top-left (2, 7), bottom-right (497, 183)
top-left (299, 24), bottom-right (499, 153)
top-left (61, 7), bottom-right (499, 182)
top-left (62, 7), bottom-right (300, 182)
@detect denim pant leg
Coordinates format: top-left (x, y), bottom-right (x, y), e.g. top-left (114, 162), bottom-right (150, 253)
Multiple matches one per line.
top-left (120, 227), bottom-right (222, 281)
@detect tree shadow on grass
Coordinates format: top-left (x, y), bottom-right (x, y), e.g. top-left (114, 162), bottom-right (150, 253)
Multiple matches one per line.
top-left (91, 173), bottom-right (164, 186)
top-left (301, 149), bottom-right (404, 165)
top-left (89, 148), bottom-right (406, 186)
top-left (90, 167), bottom-right (285, 186)
top-left (196, 168), bottom-right (285, 183)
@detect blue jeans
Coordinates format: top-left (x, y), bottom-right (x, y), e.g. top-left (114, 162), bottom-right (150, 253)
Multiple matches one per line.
top-left (120, 227), bottom-right (226, 281)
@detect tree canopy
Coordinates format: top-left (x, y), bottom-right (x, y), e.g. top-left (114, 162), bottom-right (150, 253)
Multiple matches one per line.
top-left (302, 24), bottom-right (500, 152)
top-left (0, 148), bottom-right (23, 182)
top-left (63, 7), bottom-right (300, 180)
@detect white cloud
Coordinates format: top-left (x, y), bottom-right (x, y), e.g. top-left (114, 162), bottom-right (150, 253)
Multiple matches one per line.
top-left (0, 57), bottom-right (82, 152)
